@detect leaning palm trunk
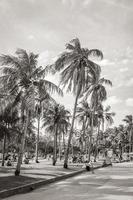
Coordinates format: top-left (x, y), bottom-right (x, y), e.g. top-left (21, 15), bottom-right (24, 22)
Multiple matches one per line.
top-left (88, 112), bottom-right (94, 162)
top-left (2, 133), bottom-right (6, 166)
top-left (85, 121), bottom-right (89, 158)
top-left (94, 121), bottom-right (100, 161)
top-left (15, 111), bottom-right (29, 176)
top-left (35, 114), bottom-right (40, 163)
top-left (64, 90), bottom-right (79, 168)
top-left (102, 119), bottom-right (106, 157)
top-left (62, 131), bottom-right (66, 157)
top-left (53, 124), bottom-right (58, 165)
top-left (85, 140), bottom-right (88, 157)
top-left (81, 119), bottom-right (85, 154)
top-left (71, 139), bottom-right (74, 157)
top-left (59, 132), bottom-right (62, 161)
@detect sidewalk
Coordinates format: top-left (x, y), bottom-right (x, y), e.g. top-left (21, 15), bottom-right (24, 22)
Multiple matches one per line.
top-left (0, 159), bottom-right (102, 198)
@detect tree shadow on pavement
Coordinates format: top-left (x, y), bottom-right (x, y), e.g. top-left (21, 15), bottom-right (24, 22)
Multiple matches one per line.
top-left (0, 175), bottom-right (43, 191)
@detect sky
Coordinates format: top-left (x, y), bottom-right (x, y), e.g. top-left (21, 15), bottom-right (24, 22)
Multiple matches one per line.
top-left (0, 0), bottom-right (133, 126)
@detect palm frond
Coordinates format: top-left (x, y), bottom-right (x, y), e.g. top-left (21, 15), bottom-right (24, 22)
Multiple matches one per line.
top-left (43, 79), bottom-right (63, 97)
top-left (0, 55), bottom-right (21, 69)
top-left (99, 78), bottom-right (112, 86)
top-left (70, 38), bottom-right (81, 53)
top-left (88, 49), bottom-right (103, 60)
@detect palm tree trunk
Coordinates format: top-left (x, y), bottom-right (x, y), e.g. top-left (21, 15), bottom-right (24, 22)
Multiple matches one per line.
top-left (85, 120), bottom-right (89, 158)
top-left (72, 139), bottom-right (74, 157)
top-left (63, 131), bottom-right (66, 157)
top-left (81, 119), bottom-right (85, 154)
top-left (94, 122), bottom-right (100, 162)
top-left (88, 112), bottom-right (94, 162)
top-left (64, 90), bottom-right (80, 168)
top-left (2, 133), bottom-right (6, 166)
top-left (53, 124), bottom-right (58, 165)
top-left (15, 110), bottom-right (29, 176)
top-left (59, 132), bottom-right (62, 161)
top-left (85, 140), bottom-right (88, 157)
top-left (44, 142), bottom-right (48, 158)
top-left (35, 114), bottom-right (40, 163)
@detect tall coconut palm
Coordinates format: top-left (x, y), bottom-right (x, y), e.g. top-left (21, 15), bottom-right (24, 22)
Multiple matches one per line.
top-left (117, 125), bottom-right (128, 158)
top-left (25, 117), bottom-right (36, 158)
top-left (98, 105), bottom-right (115, 132)
top-left (58, 119), bottom-right (71, 160)
top-left (84, 74), bottom-right (112, 161)
top-left (34, 76), bottom-right (63, 163)
top-left (60, 120), bottom-right (70, 157)
top-left (0, 49), bottom-right (40, 175)
top-left (0, 102), bottom-right (19, 166)
top-left (0, 123), bottom-right (10, 166)
top-left (0, 49), bottom-right (62, 175)
top-left (53, 38), bottom-right (103, 168)
top-left (123, 115), bottom-right (133, 152)
top-left (76, 101), bottom-right (93, 156)
top-left (93, 104), bottom-right (115, 160)
top-left (42, 102), bottom-right (71, 165)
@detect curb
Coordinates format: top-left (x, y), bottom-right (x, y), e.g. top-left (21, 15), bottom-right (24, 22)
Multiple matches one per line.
top-left (0, 164), bottom-right (107, 199)
top-left (0, 169), bottom-right (85, 199)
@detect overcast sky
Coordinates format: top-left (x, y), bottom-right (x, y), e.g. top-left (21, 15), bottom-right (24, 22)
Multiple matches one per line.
top-left (0, 0), bottom-right (133, 126)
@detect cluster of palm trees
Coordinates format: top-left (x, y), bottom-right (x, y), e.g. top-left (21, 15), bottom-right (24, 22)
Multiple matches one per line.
top-left (76, 102), bottom-right (115, 160)
top-left (0, 38), bottom-right (116, 175)
top-left (97, 115), bottom-right (133, 159)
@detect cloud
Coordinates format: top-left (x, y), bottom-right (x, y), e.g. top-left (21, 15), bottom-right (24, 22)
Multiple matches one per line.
top-left (121, 59), bottom-right (129, 64)
top-left (27, 34), bottom-right (35, 40)
top-left (27, 0), bottom-right (35, 3)
top-left (125, 46), bottom-right (133, 59)
top-left (104, 96), bottom-right (122, 106)
top-left (61, 0), bottom-right (93, 9)
top-left (102, 0), bottom-right (133, 12)
top-left (120, 67), bottom-right (128, 72)
top-left (61, 0), bottom-right (76, 8)
top-left (83, 0), bottom-right (92, 7)
top-left (61, 0), bottom-right (67, 4)
top-left (96, 59), bottom-right (115, 67)
top-left (126, 98), bottom-right (133, 107)
top-left (38, 50), bottom-right (55, 66)
top-left (126, 78), bottom-right (133, 87)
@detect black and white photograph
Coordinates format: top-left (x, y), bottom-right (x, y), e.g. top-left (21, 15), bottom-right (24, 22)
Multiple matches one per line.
top-left (0, 0), bottom-right (133, 199)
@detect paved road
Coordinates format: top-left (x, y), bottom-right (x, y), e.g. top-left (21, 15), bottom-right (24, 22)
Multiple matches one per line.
top-left (5, 162), bottom-right (133, 200)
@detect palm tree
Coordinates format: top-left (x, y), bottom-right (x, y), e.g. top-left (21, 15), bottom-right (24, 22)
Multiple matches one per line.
top-left (53, 38), bottom-right (103, 168)
top-left (117, 125), bottom-right (128, 158)
top-left (61, 121), bottom-right (70, 157)
top-left (42, 102), bottom-right (71, 165)
top-left (58, 120), bottom-right (71, 160)
top-left (94, 105), bottom-right (115, 160)
top-left (76, 101), bottom-right (93, 156)
top-left (0, 103), bottom-right (19, 166)
top-left (98, 105), bottom-right (115, 132)
top-left (25, 118), bottom-right (36, 159)
top-left (0, 49), bottom-right (62, 175)
top-left (34, 75), bottom-right (63, 163)
top-left (0, 123), bottom-right (9, 166)
top-left (84, 73), bottom-right (112, 161)
top-left (0, 49), bottom-right (39, 175)
top-left (123, 115), bottom-right (133, 153)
